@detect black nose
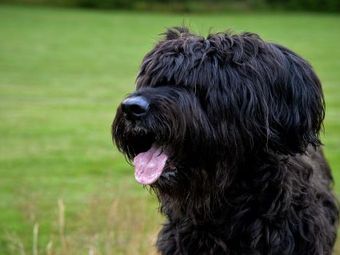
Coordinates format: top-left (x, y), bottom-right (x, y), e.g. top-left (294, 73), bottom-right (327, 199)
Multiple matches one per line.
top-left (121, 96), bottom-right (150, 119)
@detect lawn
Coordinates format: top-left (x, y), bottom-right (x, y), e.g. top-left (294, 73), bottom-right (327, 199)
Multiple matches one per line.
top-left (0, 4), bottom-right (339, 255)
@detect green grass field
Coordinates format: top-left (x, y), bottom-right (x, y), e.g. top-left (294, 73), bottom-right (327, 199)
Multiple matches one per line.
top-left (0, 5), bottom-right (339, 254)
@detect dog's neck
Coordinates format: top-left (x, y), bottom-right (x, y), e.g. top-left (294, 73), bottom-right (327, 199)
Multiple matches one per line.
top-left (158, 152), bottom-right (289, 226)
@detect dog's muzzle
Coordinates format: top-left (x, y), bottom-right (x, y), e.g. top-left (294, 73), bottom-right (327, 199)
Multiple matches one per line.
top-left (118, 95), bottom-right (170, 185)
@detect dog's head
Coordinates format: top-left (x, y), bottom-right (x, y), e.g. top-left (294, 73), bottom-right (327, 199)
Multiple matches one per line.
top-left (112, 27), bottom-right (324, 192)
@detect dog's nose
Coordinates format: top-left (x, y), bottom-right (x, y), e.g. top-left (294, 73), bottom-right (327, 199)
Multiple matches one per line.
top-left (122, 96), bottom-right (150, 119)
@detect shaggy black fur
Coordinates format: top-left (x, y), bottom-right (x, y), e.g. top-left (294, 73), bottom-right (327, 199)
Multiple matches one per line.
top-left (112, 27), bottom-right (338, 254)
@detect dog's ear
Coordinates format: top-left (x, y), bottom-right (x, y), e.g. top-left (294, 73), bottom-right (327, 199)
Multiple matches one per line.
top-left (265, 44), bottom-right (325, 154)
top-left (204, 35), bottom-right (325, 156)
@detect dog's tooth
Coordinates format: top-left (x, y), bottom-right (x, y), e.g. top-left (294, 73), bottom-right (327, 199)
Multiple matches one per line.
top-left (162, 171), bottom-right (176, 180)
top-left (168, 172), bottom-right (176, 177)
top-left (163, 172), bottom-right (170, 179)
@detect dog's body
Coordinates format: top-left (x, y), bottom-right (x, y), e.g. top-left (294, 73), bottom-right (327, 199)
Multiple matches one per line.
top-left (156, 146), bottom-right (336, 255)
top-left (112, 27), bottom-right (338, 254)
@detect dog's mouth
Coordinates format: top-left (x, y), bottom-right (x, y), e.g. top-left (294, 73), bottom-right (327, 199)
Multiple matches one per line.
top-left (133, 145), bottom-right (168, 185)
top-left (119, 123), bottom-right (178, 185)
top-left (126, 130), bottom-right (170, 185)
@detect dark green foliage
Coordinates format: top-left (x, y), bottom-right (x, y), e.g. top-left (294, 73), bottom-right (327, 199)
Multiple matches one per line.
top-left (268, 0), bottom-right (340, 12)
top-left (1, 0), bottom-right (339, 12)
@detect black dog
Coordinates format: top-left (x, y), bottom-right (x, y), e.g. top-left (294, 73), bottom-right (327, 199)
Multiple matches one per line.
top-left (112, 27), bottom-right (338, 254)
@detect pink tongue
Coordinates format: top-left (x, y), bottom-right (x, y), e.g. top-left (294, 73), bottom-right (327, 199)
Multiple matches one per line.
top-left (133, 146), bottom-right (168, 185)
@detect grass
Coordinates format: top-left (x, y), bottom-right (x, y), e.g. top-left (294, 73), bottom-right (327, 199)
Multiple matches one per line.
top-left (0, 4), bottom-right (339, 254)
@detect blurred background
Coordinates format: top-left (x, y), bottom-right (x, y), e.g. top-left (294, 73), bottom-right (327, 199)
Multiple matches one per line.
top-left (0, 0), bottom-right (339, 254)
